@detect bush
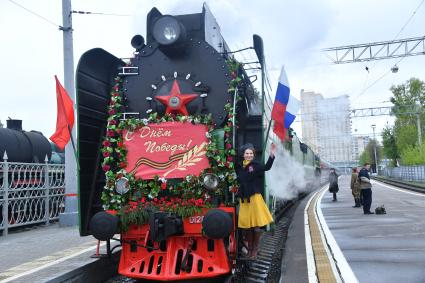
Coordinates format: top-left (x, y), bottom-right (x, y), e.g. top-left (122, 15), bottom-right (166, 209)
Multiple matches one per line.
top-left (400, 143), bottom-right (425, 165)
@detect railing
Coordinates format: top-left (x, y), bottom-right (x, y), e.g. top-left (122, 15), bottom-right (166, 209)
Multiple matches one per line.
top-left (382, 165), bottom-right (425, 182)
top-left (0, 157), bottom-right (65, 236)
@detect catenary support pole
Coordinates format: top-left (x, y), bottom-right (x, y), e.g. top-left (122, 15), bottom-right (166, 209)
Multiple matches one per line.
top-left (59, 0), bottom-right (78, 226)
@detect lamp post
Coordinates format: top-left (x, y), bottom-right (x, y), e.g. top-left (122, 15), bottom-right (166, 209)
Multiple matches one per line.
top-left (371, 124), bottom-right (378, 174)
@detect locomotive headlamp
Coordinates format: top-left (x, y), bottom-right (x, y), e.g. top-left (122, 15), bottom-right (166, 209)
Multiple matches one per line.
top-left (115, 177), bottom-right (130, 195)
top-left (202, 173), bottom-right (219, 190)
top-left (152, 16), bottom-right (186, 45)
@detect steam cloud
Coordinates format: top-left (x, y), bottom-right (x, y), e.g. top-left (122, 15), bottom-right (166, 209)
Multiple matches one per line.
top-left (265, 146), bottom-right (311, 200)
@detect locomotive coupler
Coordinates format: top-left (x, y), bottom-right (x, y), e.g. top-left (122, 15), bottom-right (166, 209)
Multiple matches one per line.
top-left (180, 237), bottom-right (195, 272)
top-left (148, 211), bottom-right (184, 242)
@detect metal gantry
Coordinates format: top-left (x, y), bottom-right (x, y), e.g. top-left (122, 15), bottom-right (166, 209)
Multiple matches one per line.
top-left (322, 36), bottom-right (425, 64)
top-left (298, 105), bottom-right (420, 122)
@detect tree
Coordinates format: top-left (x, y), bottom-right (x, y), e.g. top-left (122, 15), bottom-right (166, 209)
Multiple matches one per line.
top-left (400, 143), bottom-right (425, 165)
top-left (382, 126), bottom-right (398, 167)
top-left (390, 78), bottom-right (425, 140)
top-left (387, 78), bottom-right (425, 165)
top-left (359, 139), bottom-right (382, 167)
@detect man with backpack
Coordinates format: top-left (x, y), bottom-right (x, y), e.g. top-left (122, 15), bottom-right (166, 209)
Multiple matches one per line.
top-left (359, 163), bottom-right (374, 214)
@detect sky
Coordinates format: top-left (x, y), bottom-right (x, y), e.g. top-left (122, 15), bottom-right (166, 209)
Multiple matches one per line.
top-left (1, 0), bottom-right (425, 145)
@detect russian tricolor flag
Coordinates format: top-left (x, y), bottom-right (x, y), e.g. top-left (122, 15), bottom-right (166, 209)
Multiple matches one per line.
top-left (271, 66), bottom-right (300, 141)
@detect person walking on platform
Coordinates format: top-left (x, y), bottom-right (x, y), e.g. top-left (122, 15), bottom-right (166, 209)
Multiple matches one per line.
top-left (328, 168), bottom-right (339, 201)
top-left (350, 168), bottom-right (361, 207)
top-left (237, 143), bottom-right (276, 259)
top-left (359, 163), bottom-right (374, 214)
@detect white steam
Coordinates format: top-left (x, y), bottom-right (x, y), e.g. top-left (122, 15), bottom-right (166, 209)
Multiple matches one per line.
top-left (265, 146), bottom-right (309, 200)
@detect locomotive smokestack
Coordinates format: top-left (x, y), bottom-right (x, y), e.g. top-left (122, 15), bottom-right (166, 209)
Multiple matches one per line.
top-left (7, 119), bottom-right (22, 131)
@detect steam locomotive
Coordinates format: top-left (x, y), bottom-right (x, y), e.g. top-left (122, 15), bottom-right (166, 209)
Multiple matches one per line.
top-left (0, 119), bottom-right (64, 164)
top-left (77, 4), bottom-right (320, 282)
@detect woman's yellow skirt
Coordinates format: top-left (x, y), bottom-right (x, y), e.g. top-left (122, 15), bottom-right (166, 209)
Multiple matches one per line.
top-left (238, 193), bottom-right (274, 228)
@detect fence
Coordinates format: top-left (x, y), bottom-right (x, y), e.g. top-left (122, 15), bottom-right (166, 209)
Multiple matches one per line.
top-left (0, 157), bottom-right (65, 236)
top-left (381, 165), bottom-right (425, 182)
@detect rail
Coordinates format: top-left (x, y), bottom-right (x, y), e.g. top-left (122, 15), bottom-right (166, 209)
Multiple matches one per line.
top-left (0, 158), bottom-right (65, 236)
top-left (373, 176), bottom-right (425, 194)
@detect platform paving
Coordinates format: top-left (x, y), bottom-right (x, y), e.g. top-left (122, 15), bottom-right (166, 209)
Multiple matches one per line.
top-left (0, 224), bottom-right (96, 273)
top-left (321, 176), bottom-right (425, 283)
top-left (0, 223), bottom-right (119, 283)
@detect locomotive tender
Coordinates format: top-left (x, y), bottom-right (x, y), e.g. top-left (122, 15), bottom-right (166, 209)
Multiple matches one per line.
top-left (77, 4), bottom-right (320, 281)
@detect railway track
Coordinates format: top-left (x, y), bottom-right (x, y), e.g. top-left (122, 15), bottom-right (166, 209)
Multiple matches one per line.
top-left (373, 176), bottom-right (425, 194)
top-left (230, 196), bottom-right (302, 283)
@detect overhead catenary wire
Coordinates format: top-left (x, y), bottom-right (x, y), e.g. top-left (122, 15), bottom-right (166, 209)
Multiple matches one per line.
top-left (71, 10), bottom-right (131, 17)
top-left (7, 0), bottom-right (61, 28)
top-left (353, 0), bottom-right (425, 101)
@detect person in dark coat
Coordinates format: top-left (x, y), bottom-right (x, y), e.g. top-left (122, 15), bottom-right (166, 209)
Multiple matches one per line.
top-left (328, 168), bottom-right (339, 201)
top-left (359, 163), bottom-right (374, 214)
top-left (236, 143), bottom-right (276, 259)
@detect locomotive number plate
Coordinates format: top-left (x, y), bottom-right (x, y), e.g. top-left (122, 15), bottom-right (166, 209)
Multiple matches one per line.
top-left (189, 216), bottom-right (204, 224)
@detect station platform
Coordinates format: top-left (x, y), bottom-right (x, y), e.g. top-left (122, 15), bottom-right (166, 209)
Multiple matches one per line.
top-left (0, 224), bottom-right (117, 283)
top-left (281, 175), bottom-right (425, 283)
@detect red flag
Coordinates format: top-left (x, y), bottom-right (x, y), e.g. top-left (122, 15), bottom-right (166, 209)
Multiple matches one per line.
top-left (50, 76), bottom-right (75, 150)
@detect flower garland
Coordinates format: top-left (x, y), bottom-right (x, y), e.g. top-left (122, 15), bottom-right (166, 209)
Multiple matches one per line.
top-left (100, 59), bottom-right (243, 227)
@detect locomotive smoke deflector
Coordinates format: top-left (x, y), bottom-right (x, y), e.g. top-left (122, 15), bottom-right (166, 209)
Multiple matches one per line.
top-left (253, 34), bottom-right (264, 67)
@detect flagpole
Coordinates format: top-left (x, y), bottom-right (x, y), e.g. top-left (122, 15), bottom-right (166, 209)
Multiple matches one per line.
top-left (262, 119), bottom-right (273, 154)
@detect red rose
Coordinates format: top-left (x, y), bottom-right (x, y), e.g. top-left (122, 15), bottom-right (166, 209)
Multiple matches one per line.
top-left (103, 140), bottom-right (111, 147)
top-left (106, 130), bottom-right (115, 137)
top-left (230, 186), bottom-right (238, 193)
top-left (108, 109), bottom-right (116, 115)
top-left (226, 143), bottom-right (232, 149)
top-left (102, 165), bottom-right (110, 172)
top-left (227, 156), bottom-right (233, 162)
top-left (102, 152), bottom-right (110, 157)
top-left (141, 197), bottom-right (146, 203)
top-left (161, 183), bottom-right (167, 190)
top-left (109, 119), bottom-right (117, 125)
top-left (119, 162), bottom-right (126, 168)
top-left (117, 141), bottom-right (124, 147)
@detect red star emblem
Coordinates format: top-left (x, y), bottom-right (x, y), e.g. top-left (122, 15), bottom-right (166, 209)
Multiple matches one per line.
top-left (155, 80), bottom-right (198, 116)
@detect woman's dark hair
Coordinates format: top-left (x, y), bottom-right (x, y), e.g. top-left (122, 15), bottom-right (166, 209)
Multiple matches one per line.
top-left (240, 143), bottom-right (256, 157)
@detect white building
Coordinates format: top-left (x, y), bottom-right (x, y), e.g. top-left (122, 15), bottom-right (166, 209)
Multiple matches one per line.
top-left (352, 135), bottom-right (369, 161)
top-left (300, 90), bottom-right (352, 163)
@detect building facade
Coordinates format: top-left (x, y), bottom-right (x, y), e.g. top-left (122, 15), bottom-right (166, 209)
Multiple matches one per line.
top-left (352, 135), bottom-right (369, 162)
top-left (300, 90), bottom-right (352, 163)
